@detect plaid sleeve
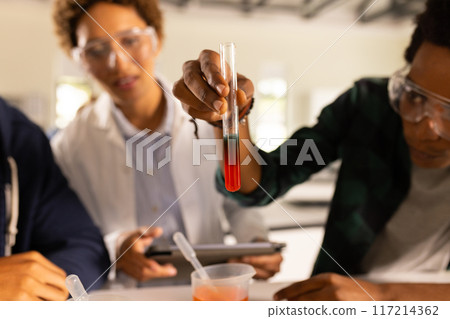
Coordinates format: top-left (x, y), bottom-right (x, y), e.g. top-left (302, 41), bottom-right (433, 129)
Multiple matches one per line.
top-left (215, 80), bottom-right (366, 206)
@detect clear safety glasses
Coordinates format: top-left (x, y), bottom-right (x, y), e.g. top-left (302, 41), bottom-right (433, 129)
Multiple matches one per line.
top-left (72, 26), bottom-right (158, 72)
top-left (388, 66), bottom-right (450, 141)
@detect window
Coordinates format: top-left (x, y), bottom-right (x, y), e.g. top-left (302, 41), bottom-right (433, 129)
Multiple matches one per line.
top-left (55, 76), bottom-right (92, 129)
top-left (251, 65), bottom-right (288, 152)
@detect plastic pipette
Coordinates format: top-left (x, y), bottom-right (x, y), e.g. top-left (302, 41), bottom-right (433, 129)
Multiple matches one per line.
top-left (173, 232), bottom-right (210, 280)
top-left (220, 42), bottom-right (241, 192)
top-left (65, 274), bottom-right (89, 301)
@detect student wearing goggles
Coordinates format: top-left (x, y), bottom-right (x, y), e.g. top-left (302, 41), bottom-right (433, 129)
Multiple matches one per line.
top-left (389, 66), bottom-right (450, 142)
top-left (51, 0), bottom-right (281, 287)
top-left (72, 26), bottom-right (158, 73)
top-left (173, 0), bottom-right (450, 301)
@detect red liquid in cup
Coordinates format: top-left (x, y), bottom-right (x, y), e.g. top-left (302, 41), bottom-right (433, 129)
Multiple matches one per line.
top-left (224, 135), bottom-right (241, 192)
top-left (193, 286), bottom-right (248, 301)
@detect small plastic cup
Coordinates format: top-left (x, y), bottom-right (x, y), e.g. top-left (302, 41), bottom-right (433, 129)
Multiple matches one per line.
top-left (191, 263), bottom-right (256, 301)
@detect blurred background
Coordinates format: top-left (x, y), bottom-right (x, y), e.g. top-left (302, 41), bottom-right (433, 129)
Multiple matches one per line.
top-left (0, 0), bottom-right (425, 283)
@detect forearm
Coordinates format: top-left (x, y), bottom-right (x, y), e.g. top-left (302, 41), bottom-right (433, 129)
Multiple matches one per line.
top-left (213, 119), bottom-right (261, 194)
top-left (380, 283), bottom-right (450, 301)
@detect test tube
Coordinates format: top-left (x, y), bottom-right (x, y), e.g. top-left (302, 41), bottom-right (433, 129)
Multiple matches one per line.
top-left (220, 42), bottom-right (241, 192)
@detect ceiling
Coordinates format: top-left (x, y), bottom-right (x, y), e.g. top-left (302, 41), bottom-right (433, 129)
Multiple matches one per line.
top-left (160, 0), bottom-right (426, 23)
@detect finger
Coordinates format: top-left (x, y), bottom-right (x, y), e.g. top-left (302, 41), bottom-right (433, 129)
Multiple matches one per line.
top-left (146, 259), bottom-right (177, 278)
top-left (237, 74), bottom-right (254, 100)
top-left (182, 60), bottom-right (226, 113)
top-left (139, 236), bottom-right (154, 248)
top-left (24, 251), bottom-right (67, 278)
top-left (124, 236), bottom-right (151, 253)
top-left (183, 105), bottom-right (223, 123)
top-left (198, 50), bottom-right (228, 96)
top-left (20, 275), bottom-right (68, 301)
top-left (147, 265), bottom-right (177, 279)
top-left (136, 226), bottom-right (163, 239)
top-left (236, 89), bottom-right (250, 109)
top-left (273, 282), bottom-right (302, 301)
top-left (173, 79), bottom-right (227, 114)
top-left (293, 288), bottom-right (335, 301)
top-left (253, 267), bottom-right (275, 280)
top-left (274, 278), bottom-right (325, 301)
top-left (130, 262), bottom-right (177, 282)
top-left (252, 263), bottom-right (280, 275)
top-left (227, 257), bottom-right (242, 263)
top-left (122, 227), bottom-right (163, 253)
top-left (21, 261), bottom-right (67, 293)
top-left (242, 255), bottom-right (282, 273)
top-left (128, 251), bottom-right (155, 270)
top-left (36, 282), bottom-right (69, 301)
top-left (244, 258), bottom-right (281, 273)
top-left (140, 226), bottom-right (164, 238)
top-left (129, 254), bottom-right (177, 280)
top-left (236, 78), bottom-right (254, 110)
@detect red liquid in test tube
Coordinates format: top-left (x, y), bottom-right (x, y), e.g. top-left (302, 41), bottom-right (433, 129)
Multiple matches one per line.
top-left (220, 42), bottom-right (241, 192)
top-left (223, 134), bottom-right (241, 192)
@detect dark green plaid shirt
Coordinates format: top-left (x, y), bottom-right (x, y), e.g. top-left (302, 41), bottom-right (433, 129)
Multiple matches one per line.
top-left (217, 78), bottom-right (450, 275)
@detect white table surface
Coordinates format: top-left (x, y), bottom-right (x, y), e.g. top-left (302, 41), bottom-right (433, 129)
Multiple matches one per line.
top-left (92, 272), bottom-right (450, 301)
top-left (92, 281), bottom-right (290, 301)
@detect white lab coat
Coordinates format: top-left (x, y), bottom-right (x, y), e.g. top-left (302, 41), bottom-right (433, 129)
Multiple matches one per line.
top-left (51, 79), bottom-right (268, 278)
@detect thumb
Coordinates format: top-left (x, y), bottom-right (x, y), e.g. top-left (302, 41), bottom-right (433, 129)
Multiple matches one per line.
top-left (138, 227), bottom-right (163, 250)
top-left (139, 235), bottom-right (154, 248)
top-left (139, 226), bottom-right (163, 239)
top-left (124, 227), bottom-right (163, 252)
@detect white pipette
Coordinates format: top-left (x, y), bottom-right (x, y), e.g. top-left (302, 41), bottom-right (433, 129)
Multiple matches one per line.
top-left (65, 274), bottom-right (89, 301)
top-left (173, 232), bottom-right (210, 280)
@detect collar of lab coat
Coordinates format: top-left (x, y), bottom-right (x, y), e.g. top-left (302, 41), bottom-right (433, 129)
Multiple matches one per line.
top-left (110, 77), bottom-right (176, 138)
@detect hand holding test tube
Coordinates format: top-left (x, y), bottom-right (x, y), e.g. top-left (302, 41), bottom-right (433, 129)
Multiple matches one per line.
top-left (172, 49), bottom-right (260, 194)
top-left (220, 42), bottom-right (241, 192)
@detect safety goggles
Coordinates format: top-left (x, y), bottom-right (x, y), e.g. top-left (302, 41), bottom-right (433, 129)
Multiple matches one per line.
top-left (72, 26), bottom-right (158, 72)
top-left (388, 66), bottom-right (450, 141)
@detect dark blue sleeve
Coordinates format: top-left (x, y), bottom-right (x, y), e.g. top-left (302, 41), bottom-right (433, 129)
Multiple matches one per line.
top-left (9, 111), bottom-right (110, 291)
top-left (33, 141), bottom-right (110, 290)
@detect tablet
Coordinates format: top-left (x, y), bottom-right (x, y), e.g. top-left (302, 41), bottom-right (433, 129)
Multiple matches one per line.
top-left (145, 242), bottom-right (286, 266)
top-left (143, 242), bottom-right (286, 284)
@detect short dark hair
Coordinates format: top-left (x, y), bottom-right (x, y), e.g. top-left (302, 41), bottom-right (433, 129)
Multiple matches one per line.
top-left (405, 0), bottom-right (450, 63)
top-left (53, 0), bottom-right (163, 57)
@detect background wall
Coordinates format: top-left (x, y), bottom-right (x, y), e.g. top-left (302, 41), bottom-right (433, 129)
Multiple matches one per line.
top-left (158, 5), bottom-right (413, 133)
top-left (0, 1), bottom-right (414, 131)
top-left (0, 1), bottom-right (58, 128)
